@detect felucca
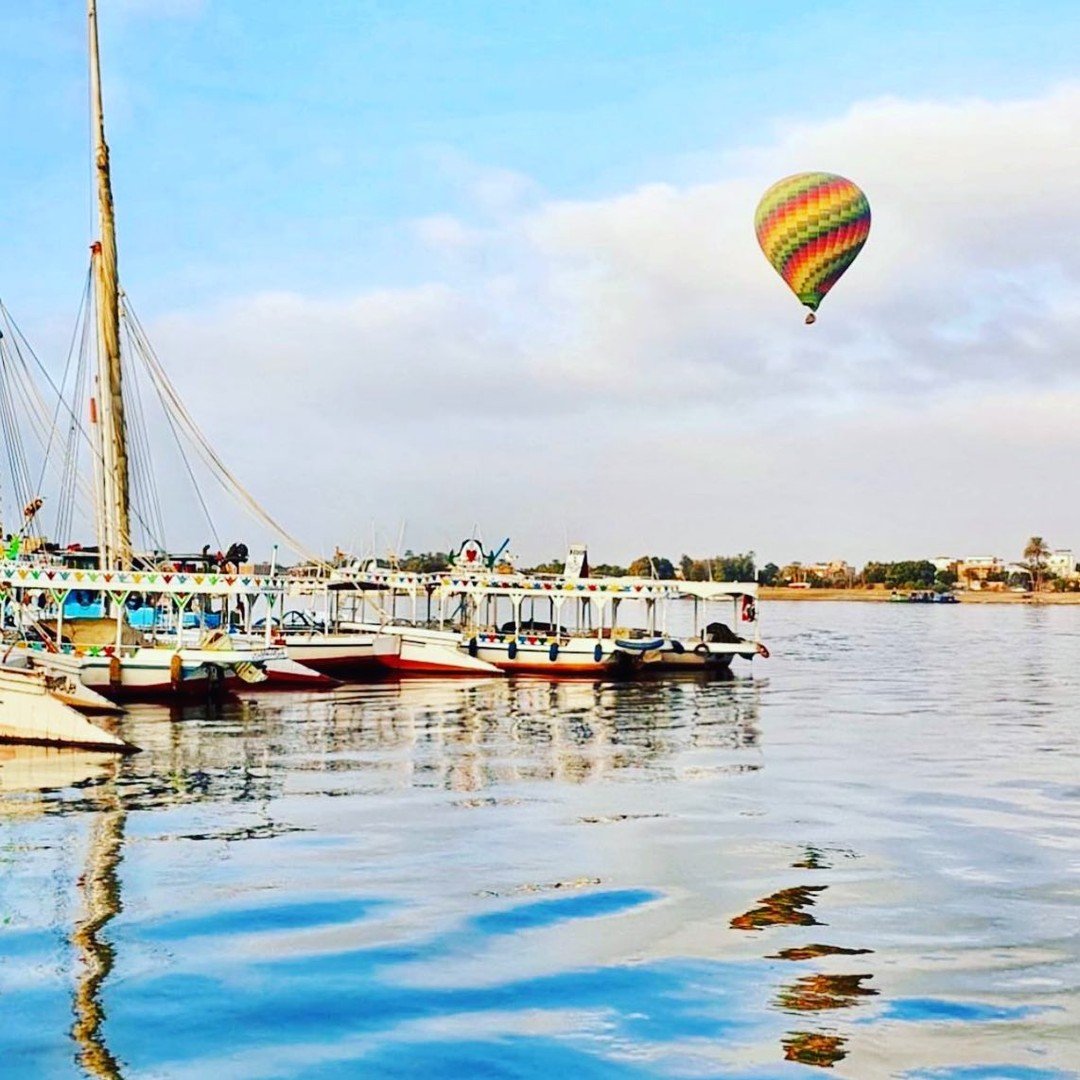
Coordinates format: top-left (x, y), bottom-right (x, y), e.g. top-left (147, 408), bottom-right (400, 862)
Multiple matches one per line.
top-left (3, 1), bottom-right (316, 701)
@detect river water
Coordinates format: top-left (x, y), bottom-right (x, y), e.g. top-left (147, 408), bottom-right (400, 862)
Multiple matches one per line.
top-left (1, 602), bottom-right (1078, 1078)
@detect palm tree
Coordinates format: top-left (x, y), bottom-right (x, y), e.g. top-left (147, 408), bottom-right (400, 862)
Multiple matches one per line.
top-left (1023, 536), bottom-right (1051, 593)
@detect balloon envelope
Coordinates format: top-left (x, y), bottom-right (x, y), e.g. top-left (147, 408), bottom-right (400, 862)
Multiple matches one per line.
top-left (754, 172), bottom-right (870, 319)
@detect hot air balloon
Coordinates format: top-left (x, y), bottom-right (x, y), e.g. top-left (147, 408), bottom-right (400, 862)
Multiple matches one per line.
top-left (754, 172), bottom-right (870, 324)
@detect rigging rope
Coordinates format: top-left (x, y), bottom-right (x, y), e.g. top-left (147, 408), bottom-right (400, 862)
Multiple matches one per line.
top-left (118, 314), bottom-right (167, 549)
top-left (57, 287), bottom-right (96, 546)
top-left (121, 309), bottom-right (216, 551)
top-left (123, 297), bottom-right (324, 566)
top-left (37, 269), bottom-right (91, 536)
top-left (0, 297), bottom-right (164, 562)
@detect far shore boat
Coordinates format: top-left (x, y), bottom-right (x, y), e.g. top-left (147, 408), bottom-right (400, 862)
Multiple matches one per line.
top-left (889, 589), bottom-right (960, 604)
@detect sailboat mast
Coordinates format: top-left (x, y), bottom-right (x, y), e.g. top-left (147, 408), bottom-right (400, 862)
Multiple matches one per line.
top-left (88, 0), bottom-right (132, 570)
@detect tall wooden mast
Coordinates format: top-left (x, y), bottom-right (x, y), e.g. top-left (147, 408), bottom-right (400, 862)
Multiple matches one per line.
top-left (88, 0), bottom-right (131, 570)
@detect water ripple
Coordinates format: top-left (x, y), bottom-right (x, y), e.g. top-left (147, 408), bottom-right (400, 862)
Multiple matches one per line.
top-left (2, 602), bottom-right (1078, 1076)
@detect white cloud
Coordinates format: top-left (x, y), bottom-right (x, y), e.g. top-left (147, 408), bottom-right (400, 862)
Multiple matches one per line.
top-left (411, 215), bottom-right (486, 253)
top-left (139, 84), bottom-right (1080, 561)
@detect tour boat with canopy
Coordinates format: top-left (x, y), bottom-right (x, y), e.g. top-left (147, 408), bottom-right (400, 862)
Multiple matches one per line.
top-left (326, 539), bottom-right (768, 677)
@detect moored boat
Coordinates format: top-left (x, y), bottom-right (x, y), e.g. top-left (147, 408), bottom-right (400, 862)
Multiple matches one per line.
top-left (372, 625), bottom-right (503, 676)
top-left (646, 581), bottom-right (766, 670)
top-left (2, 560), bottom-right (297, 701)
top-left (350, 559), bottom-right (643, 676)
top-left (317, 541), bottom-right (770, 678)
top-left (256, 609), bottom-right (380, 678)
top-left (0, 3), bottom-right (322, 704)
top-left (0, 664), bottom-right (133, 751)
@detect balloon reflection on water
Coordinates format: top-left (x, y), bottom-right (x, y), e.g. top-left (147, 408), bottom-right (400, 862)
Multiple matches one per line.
top-left (728, 846), bottom-right (879, 1070)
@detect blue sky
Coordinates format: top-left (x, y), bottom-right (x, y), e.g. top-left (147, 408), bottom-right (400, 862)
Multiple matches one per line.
top-left (1, 2), bottom-right (1079, 562)
top-left (6, 0), bottom-right (1076, 310)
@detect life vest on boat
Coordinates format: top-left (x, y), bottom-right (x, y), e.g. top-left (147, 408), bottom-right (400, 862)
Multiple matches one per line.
top-left (170, 653), bottom-right (183, 690)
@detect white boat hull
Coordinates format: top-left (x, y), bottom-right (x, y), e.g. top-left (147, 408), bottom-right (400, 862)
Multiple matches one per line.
top-left (467, 633), bottom-right (636, 676)
top-left (8, 641), bottom-right (286, 701)
top-left (280, 634), bottom-right (379, 677)
top-left (0, 666), bottom-right (132, 751)
top-left (260, 656), bottom-right (341, 689)
top-left (373, 628), bottom-right (502, 676)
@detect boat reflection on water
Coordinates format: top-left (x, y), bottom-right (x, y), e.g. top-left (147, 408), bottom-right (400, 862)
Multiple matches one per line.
top-left (8, 674), bottom-right (763, 811)
top-left (0, 707), bottom-right (296, 1076)
top-left (0, 745), bottom-right (115, 799)
top-left (1, 673), bottom-right (763, 1074)
top-left (238, 671), bottom-right (764, 793)
top-left (767, 943), bottom-right (873, 961)
top-left (775, 972), bottom-right (878, 1069)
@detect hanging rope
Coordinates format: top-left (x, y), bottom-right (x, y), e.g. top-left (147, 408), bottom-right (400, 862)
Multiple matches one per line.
top-left (57, 286), bottom-right (96, 546)
top-left (118, 313), bottom-right (167, 549)
top-left (0, 310), bottom-right (44, 535)
top-left (0, 296), bottom-right (165, 561)
top-left (123, 297), bottom-right (324, 566)
top-left (37, 270), bottom-right (91, 527)
top-left (121, 308), bottom-right (216, 552)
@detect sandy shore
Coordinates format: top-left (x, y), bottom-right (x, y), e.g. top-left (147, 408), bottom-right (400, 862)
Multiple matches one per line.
top-left (759, 587), bottom-right (1080, 604)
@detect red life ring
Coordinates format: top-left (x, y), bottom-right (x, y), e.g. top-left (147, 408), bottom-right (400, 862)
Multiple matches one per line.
top-left (740, 595), bottom-right (757, 622)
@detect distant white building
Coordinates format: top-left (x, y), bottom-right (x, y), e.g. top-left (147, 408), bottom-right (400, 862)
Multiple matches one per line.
top-left (956, 556), bottom-right (1005, 588)
top-left (804, 560), bottom-right (854, 580)
top-left (1047, 549), bottom-right (1077, 579)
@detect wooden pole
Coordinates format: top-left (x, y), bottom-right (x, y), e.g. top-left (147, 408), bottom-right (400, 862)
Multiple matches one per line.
top-left (88, 0), bottom-right (132, 569)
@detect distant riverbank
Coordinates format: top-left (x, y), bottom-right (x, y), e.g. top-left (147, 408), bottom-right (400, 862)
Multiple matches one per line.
top-left (759, 587), bottom-right (1080, 604)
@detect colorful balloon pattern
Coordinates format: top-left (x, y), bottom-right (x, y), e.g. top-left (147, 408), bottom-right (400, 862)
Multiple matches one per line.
top-left (754, 172), bottom-right (870, 323)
